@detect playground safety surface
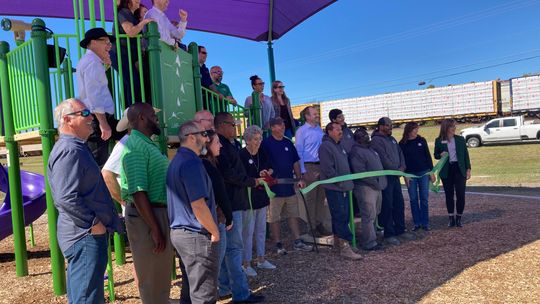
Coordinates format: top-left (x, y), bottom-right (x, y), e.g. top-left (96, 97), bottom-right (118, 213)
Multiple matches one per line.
top-left (0, 191), bottom-right (539, 303)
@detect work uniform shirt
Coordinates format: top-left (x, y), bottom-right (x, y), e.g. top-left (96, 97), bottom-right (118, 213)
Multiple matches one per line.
top-left (214, 82), bottom-right (233, 97)
top-left (262, 135), bottom-right (300, 197)
top-left (167, 147), bottom-right (217, 233)
top-left (120, 130), bottom-right (168, 204)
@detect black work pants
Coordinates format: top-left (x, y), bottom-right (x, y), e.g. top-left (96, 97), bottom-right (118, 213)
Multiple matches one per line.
top-left (441, 163), bottom-right (467, 215)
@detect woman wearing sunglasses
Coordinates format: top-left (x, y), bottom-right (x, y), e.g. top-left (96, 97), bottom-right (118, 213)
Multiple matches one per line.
top-left (271, 80), bottom-right (296, 138)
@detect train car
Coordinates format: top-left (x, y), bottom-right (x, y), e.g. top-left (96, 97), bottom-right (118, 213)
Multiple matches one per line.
top-left (510, 75), bottom-right (540, 116)
top-left (320, 80), bottom-right (498, 127)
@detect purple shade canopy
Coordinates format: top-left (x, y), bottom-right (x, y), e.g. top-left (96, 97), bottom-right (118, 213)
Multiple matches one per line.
top-left (1, 0), bottom-right (336, 41)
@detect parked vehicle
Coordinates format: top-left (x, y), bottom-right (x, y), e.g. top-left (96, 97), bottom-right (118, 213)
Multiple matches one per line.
top-left (460, 116), bottom-right (540, 147)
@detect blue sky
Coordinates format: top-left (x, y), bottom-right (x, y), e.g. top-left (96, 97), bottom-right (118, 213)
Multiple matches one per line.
top-left (2, 0), bottom-right (540, 106)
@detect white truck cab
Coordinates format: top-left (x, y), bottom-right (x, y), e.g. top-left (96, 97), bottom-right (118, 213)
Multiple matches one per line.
top-left (460, 116), bottom-right (540, 147)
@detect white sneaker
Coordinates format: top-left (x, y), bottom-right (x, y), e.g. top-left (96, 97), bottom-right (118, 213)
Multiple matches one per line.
top-left (256, 260), bottom-right (276, 270)
top-left (243, 266), bottom-right (258, 277)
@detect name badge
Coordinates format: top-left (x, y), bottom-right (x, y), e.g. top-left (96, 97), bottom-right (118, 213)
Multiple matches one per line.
top-left (418, 142), bottom-right (422, 147)
top-left (248, 159), bottom-right (254, 164)
top-left (285, 147), bottom-right (289, 151)
top-left (441, 140), bottom-right (448, 144)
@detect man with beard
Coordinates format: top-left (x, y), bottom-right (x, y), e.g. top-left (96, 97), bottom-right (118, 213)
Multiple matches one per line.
top-left (167, 120), bottom-right (220, 303)
top-left (120, 103), bottom-right (173, 303)
top-left (329, 109), bottom-right (354, 153)
top-left (370, 117), bottom-right (415, 246)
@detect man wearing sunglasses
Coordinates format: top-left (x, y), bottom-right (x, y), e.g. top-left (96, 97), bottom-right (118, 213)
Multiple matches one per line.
top-left (167, 120), bottom-right (220, 303)
top-left (120, 103), bottom-right (173, 303)
top-left (215, 112), bottom-right (265, 303)
top-left (48, 98), bottom-right (122, 303)
top-left (77, 27), bottom-right (123, 167)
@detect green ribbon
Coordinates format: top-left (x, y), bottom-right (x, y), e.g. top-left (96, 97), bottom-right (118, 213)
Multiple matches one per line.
top-left (300, 155), bottom-right (449, 195)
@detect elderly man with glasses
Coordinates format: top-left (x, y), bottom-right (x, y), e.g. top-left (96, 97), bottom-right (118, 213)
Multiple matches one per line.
top-left (77, 27), bottom-right (124, 167)
top-left (48, 98), bottom-right (122, 303)
top-left (167, 120), bottom-right (221, 303)
top-left (120, 102), bottom-right (173, 303)
top-left (215, 112), bottom-right (265, 303)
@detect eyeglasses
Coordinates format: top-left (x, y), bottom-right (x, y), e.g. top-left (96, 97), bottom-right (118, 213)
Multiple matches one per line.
top-left (254, 82), bottom-right (265, 86)
top-left (274, 85), bottom-right (285, 89)
top-left (211, 71), bottom-right (223, 75)
top-left (95, 38), bottom-right (112, 46)
top-left (65, 109), bottom-right (91, 117)
top-left (184, 130), bottom-right (209, 138)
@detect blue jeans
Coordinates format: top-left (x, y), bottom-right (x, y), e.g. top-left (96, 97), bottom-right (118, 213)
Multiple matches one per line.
top-left (379, 176), bottom-right (406, 238)
top-left (218, 211), bottom-right (250, 301)
top-left (407, 171), bottom-right (430, 227)
top-left (63, 233), bottom-right (108, 304)
top-left (324, 189), bottom-right (352, 242)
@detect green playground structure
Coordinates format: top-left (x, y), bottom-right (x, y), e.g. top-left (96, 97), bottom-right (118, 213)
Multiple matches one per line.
top-left (0, 2), bottom-right (263, 300)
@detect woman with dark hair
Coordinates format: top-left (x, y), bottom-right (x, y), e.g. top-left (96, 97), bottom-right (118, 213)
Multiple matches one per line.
top-left (271, 80), bottom-right (296, 138)
top-left (399, 122), bottom-right (435, 231)
top-left (434, 119), bottom-right (471, 228)
top-left (133, 3), bottom-right (148, 22)
top-left (111, 0), bottom-right (154, 106)
top-left (245, 75), bottom-right (275, 130)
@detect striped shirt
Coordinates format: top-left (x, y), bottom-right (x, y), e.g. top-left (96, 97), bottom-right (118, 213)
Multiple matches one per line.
top-left (120, 130), bottom-right (169, 204)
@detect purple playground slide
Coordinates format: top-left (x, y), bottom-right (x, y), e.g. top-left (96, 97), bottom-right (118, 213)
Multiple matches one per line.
top-left (0, 165), bottom-right (47, 241)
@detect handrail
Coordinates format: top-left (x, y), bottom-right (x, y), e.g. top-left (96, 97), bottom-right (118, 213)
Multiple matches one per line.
top-left (6, 40), bottom-right (40, 133)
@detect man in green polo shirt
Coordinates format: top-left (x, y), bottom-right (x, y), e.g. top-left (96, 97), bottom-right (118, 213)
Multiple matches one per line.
top-left (120, 102), bottom-right (173, 304)
top-left (210, 65), bottom-right (237, 105)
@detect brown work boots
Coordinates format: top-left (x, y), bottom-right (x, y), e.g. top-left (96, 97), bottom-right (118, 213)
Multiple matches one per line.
top-left (335, 238), bottom-right (362, 260)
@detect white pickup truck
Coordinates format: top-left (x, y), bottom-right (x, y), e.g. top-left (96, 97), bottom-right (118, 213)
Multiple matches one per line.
top-left (460, 116), bottom-right (540, 147)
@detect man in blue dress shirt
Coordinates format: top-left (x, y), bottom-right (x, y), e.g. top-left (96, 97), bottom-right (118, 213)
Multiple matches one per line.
top-left (48, 98), bottom-right (122, 303)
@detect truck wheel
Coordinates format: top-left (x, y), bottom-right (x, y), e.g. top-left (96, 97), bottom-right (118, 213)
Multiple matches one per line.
top-left (467, 137), bottom-right (481, 148)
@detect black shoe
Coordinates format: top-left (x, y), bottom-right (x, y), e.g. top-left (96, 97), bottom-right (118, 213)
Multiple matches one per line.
top-left (456, 215), bottom-right (462, 227)
top-left (422, 226), bottom-right (431, 231)
top-left (364, 243), bottom-right (384, 251)
top-left (448, 216), bottom-right (456, 227)
top-left (411, 225), bottom-right (421, 231)
top-left (232, 294), bottom-right (265, 303)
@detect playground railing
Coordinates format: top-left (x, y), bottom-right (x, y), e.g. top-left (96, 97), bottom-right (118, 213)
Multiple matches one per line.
top-left (6, 39), bottom-right (40, 134)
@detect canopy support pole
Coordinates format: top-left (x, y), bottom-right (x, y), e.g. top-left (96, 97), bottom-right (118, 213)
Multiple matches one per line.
top-left (267, 0), bottom-right (276, 83)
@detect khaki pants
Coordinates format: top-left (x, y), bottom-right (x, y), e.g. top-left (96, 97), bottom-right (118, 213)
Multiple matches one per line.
top-left (126, 205), bottom-right (174, 304)
top-left (300, 163), bottom-right (332, 232)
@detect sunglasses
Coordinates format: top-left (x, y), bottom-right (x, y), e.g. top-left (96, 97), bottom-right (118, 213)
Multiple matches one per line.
top-left (274, 85), bottom-right (285, 89)
top-left (65, 109), bottom-right (91, 117)
top-left (211, 71), bottom-right (223, 75)
top-left (184, 130), bottom-right (209, 138)
top-left (254, 82), bottom-right (265, 86)
top-left (200, 51), bottom-right (207, 55)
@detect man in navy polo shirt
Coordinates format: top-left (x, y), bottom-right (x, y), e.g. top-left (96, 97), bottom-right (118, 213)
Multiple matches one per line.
top-left (262, 117), bottom-right (313, 255)
top-left (167, 120), bottom-right (220, 303)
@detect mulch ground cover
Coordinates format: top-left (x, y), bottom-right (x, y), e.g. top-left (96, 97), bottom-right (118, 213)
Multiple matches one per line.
top-left (1, 191), bottom-right (539, 303)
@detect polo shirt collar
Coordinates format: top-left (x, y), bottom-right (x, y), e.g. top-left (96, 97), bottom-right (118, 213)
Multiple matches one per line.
top-left (130, 129), bottom-right (155, 145)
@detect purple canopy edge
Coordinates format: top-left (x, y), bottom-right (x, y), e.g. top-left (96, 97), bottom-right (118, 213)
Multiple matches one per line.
top-left (0, 0), bottom-right (336, 42)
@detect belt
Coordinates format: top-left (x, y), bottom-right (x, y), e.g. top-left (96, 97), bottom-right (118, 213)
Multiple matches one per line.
top-left (304, 161), bottom-right (320, 165)
top-left (176, 227), bottom-right (211, 238)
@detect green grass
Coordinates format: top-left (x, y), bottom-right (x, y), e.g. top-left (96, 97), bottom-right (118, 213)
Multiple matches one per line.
top-left (391, 124), bottom-right (540, 187)
top-left (2, 124), bottom-right (540, 188)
